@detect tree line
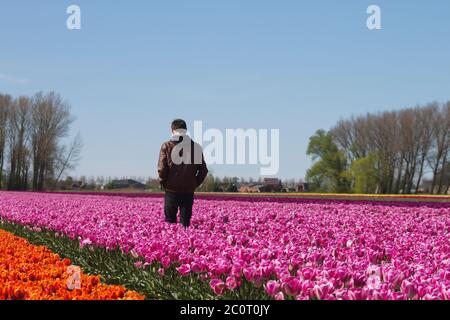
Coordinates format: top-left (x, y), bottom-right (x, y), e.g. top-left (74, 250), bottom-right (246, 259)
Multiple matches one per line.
top-left (306, 101), bottom-right (450, 194)
top-left (0, 92), bottom-right (82, 191)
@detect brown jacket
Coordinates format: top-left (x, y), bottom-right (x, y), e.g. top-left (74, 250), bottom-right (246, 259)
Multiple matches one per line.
top-left (158, 135), bottom-right (208, 194)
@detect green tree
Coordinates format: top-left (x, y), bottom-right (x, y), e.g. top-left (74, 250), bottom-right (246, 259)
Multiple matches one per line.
top-left (197, 173), bottom-right (216, 192)
top-left (104, 181), bottom-right (114, 190)
top-left (345, 153), bottom-right (379, 194)
top-left (306, 130), bottom-right (350, 193)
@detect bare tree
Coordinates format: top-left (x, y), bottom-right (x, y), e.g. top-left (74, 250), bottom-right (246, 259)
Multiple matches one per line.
top-left (0, 94), bottom-right (12, 188)
top-left (0, 91), bottom-right (81, 191)
top-left (55, 133), bottom-right (83, 182)
top-left (30, 92), bottom-right (74, 191)
top-left (414, 103), bottom-right (437, 193)
top-left (332, 116), bottom-right (371, 163)
top-left (366, 111), bottom-right (399, 194)
top-left (428, 102), bottom-right (450, 194)
top-left (436, 102), bottom-right (450, 193)
top-left (397, 107), bottom-right (424, 194)
top-left (7, 96), bottom-right (32, 191)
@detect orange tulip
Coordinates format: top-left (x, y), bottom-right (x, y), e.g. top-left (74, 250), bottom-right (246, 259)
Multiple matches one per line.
top-left (0, 229), bottom-right (144, 300)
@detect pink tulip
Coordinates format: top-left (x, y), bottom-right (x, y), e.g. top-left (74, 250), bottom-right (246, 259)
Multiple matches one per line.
top-left (80, 238), bottom-right (92, 248)
top-left (226, 276), bottom-right (239, 290)
top-left (367, 274), bottom-right (382, 290)
top-left (161, 257), bottom-right (171, 269)
top-left (243, 268), bottom-right (254, 282)
top-left (401, 280), bottom-right (418, 300)
top-left (210, 279), bottom-right (226, 296)
top-left (274, 292), bottom-right (285, 300)
top-left (176, 264), bottom-right (191, 276)
top-left (264, 280), bottom-right (281, 297)
top-left (282, 278), bottom-right (300, 297)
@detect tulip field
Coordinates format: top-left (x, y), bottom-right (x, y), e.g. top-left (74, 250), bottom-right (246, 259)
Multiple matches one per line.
top-left (0, 191), bottom-right (449, 300)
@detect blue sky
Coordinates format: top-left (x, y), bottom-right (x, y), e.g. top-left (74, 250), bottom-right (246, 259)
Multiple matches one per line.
top-left (1, 0), bottom-right (449, 180)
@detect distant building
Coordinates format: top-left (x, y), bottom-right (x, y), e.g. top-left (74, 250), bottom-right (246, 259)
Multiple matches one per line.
top-left (420, 179), bottom-right (449, 195)
top-left (71, 181), bottom-right (85, 189)
top-left (239, 178), bottom-right (282, 193)
top-left (263, 178), bottom-right (281, 187)
top-left (110, 179), bottom-right (146, 190)
top-left (239, 184), bottom-right (266, 193)
top-left (296, 183), bottom-right (310, 193)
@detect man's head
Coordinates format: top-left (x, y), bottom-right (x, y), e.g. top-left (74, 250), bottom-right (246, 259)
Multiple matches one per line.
top-left (171, 119), bottom-right (187, 134)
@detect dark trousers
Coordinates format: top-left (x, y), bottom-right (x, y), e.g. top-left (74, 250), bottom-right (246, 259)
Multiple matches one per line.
top-left (164, 192), bottom-right (194, 227)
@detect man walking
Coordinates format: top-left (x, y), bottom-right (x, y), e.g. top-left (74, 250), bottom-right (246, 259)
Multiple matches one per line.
top-left (158, 119), bottom-right (208, 227)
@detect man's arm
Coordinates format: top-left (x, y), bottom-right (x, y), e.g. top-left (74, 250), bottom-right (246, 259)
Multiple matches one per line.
top-left (157, 143), bottom-right (169, 187)
top-left (196, 152), bottom-right (208, 188)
